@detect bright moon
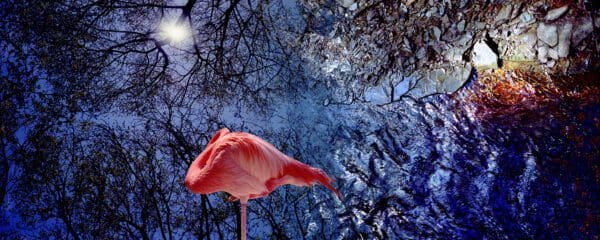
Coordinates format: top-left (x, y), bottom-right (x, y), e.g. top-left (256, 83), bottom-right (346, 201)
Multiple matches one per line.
top-left (160, 21), bottom-right (189, 43)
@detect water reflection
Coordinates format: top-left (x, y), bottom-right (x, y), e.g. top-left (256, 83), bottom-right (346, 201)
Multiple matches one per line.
top-left (334, 68), bottom-right (599, 238)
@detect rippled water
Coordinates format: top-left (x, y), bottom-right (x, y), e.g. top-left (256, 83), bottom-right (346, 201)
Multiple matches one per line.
top-left (317, 71), bottom-right (600, 239)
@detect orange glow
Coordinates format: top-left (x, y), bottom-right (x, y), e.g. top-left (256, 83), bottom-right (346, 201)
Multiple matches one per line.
top-left (462, 68), bottom-right (599, 122)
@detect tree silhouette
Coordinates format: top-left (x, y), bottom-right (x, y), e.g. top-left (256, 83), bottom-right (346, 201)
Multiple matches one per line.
top-left (1, 0), bottom-right (343, 239)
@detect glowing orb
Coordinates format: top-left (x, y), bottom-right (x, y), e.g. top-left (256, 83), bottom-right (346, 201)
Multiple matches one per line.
top-left (160, 21), bottom-right (189, 43)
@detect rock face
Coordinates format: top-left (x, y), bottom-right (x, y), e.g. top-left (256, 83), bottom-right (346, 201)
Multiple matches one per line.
top-left (548, 48), bottom-right (558, 60)
top-left (407, 65), bottom-right (472, 99)
top-left (558, 23), bottom-right (572, 57)
top-left (438, 64), bottom-right (472, 93)
top-left (299, 0), bottom-right (598, 102)
top-left (507, 32), bottom-right (537, 61)
top-left (571, 17), bottom-right (594, 47)
top-left (364, 84), bottom-right (390, 104)
top-left (472, 41), bottom-right (498, 69)
top-left (537, 46), bottom-right (548, 63)
top-left (409, 71), bottom-right (439, 99)
top-left (537, 23), bottom-right (558, 47)
top-left (545, 5), bottom-right (569, 21)
top-left (495, 4), bottom-right (513, 24)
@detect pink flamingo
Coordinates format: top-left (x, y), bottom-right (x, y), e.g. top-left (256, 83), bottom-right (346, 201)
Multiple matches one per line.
top-left (185, 128), bottom-right (341, 240)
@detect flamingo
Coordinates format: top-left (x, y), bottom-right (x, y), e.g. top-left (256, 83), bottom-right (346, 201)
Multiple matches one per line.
top-left (185, 128), bottom-right (341, 240)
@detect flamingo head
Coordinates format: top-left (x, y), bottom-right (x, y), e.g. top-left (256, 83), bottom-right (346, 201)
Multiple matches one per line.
top-left (185, 128), bottom-right (230, 194)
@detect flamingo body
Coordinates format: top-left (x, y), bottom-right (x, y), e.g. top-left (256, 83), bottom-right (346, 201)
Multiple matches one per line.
top-left (185, 128), bottom-right (341, 240)
top-left (185, 128), bottom-right (341, 200)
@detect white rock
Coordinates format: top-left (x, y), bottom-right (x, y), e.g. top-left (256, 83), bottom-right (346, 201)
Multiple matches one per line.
top-left (416, 47), bottom-right (426, 59)
top-left (349, 2), bottom-right (358, 11)
top-left (455, 32), bottom-right (473, 47)
top-left (364, 78), bottom-right (392, 104)
top-left (513, 25), bottom-right (526, 35)
top-left (518, 32), bottom-right (538, 48)
top-left (391, 77), bottom-right (411, 101)
top-left (472, 41), bottom-right (498, 69)
top-left (438, 65), bottom-right (472, 93)
top-left (403, 37), bottom-right (411, 48)
top-left (545, 5), bottom-right (569, 21)
top-left (548, 48), bottom-right (559, 60)
top-left (557, 23), bottom-right (572, 57)
top-left (341, 0), bottom-right (354, 9)
top-left (537, 46), bottom-right (548, 63)
top-left (519, 11), bottom-right (535, 25)
top-left (408, 72), bottom-right (437, 99)
top-left (432, 27), bottom-right (442, 41)
top-left (425, 7), bottom-right (437, 17)
top-left (537, 23), bottom-right (558, 46)
top-left (457, 20), bottom-right (466, 32)
top-left (339, 60), bottom-right (351, 72)
top-left (414, 71), bottom-right (440, 98)
top-left (430, 68), bottom-right (446, 82)
top-left (474, 21), bottom-right (487, 30)
top-left (444, 47), bottom-right (465, 62)
top-left (365, 85), bottom-right (389, 104)
top-left (547, 60), bottom-right (556, 68)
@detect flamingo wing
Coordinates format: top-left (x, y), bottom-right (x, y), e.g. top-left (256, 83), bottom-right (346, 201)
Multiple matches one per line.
top-left (208, 145), bottom-right (269, 198)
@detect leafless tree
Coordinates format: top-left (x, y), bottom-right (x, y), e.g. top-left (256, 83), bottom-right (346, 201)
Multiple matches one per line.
top-left (1, 1), bottom-right (346, 239)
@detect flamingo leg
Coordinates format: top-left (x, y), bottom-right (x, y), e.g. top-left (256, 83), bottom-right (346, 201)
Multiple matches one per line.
top-left (240, 196), bottom-right (248, 240)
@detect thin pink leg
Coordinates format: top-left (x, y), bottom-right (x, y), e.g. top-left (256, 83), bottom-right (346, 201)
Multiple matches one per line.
top-left (240, 197), bottom-right (248, 240)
